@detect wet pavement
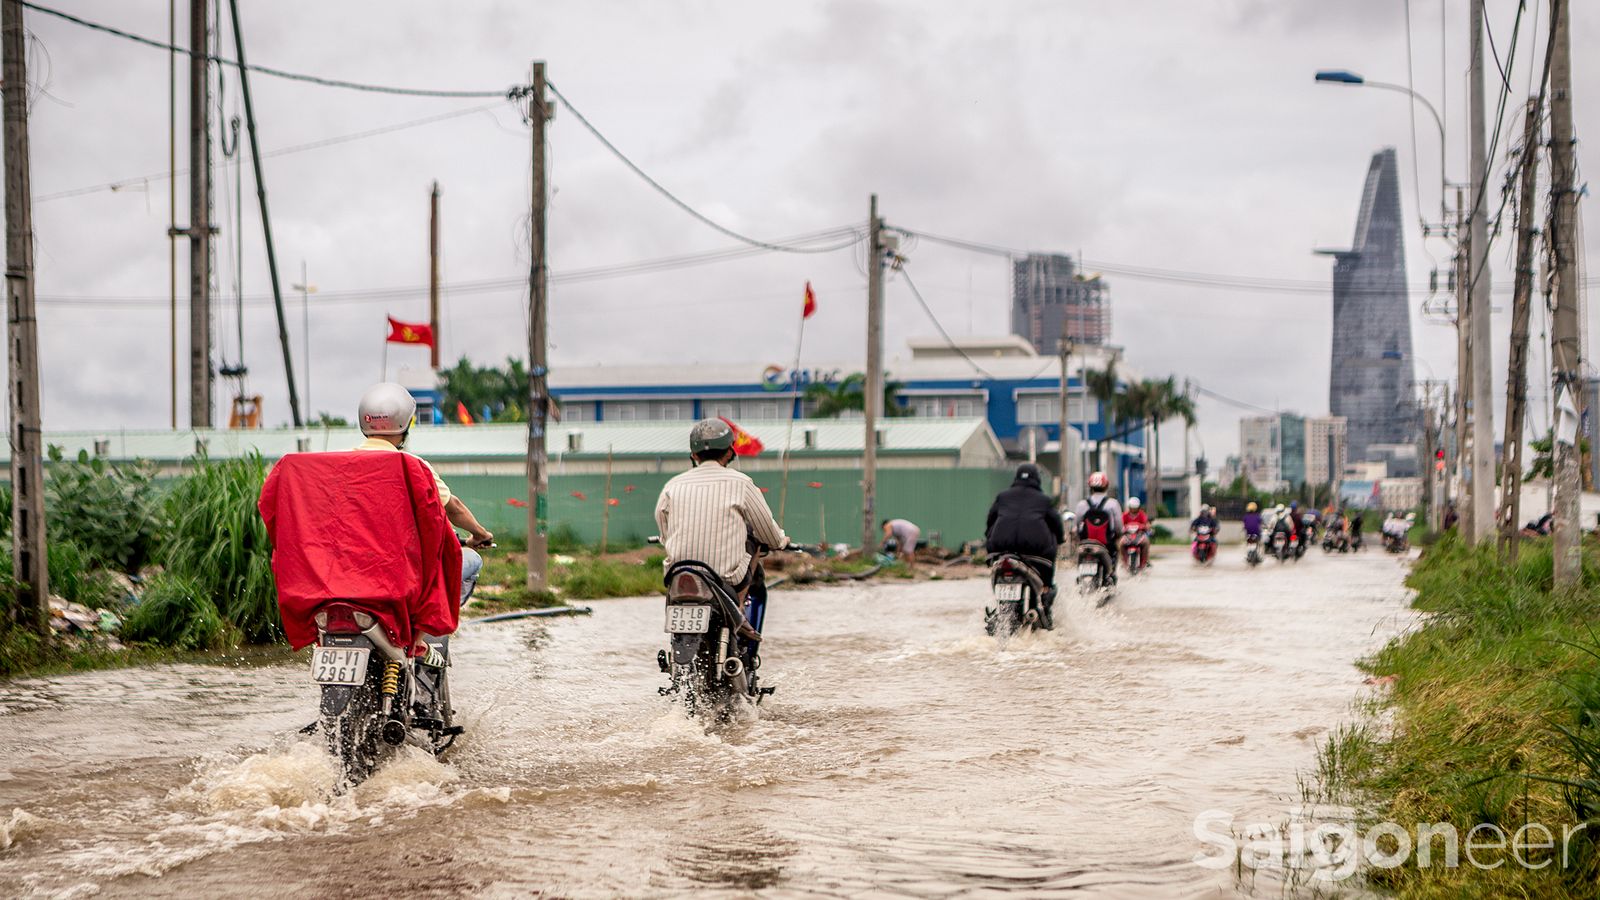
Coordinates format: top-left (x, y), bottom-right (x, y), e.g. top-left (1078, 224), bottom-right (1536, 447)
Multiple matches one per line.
top-left (0, 546), bottom-right (1413, 898)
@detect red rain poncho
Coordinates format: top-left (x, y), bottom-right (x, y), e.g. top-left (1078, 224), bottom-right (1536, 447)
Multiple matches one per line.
top-left (258, 450), bottom-right (462, 652)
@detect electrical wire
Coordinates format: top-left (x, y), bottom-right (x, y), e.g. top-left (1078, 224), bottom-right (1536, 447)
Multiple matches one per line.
top-left (1194, 385), bottom-right (1279, 415)
top-left (893, 263), bottom-right (997, 381)
top-left (35, 101), bottom-right (508, 202)
top-left (544, 80), bottom-right (860, 255)
top-left (19, 1), bottom-right (526, 99)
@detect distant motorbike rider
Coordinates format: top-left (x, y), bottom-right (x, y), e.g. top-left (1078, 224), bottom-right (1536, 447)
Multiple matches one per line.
top-left (1348, 510), bottom-right (1365, 547)
top-left (984, 463), bottom-right (1066, 615)
top-left (1190, 504), bottom-right (1220, 534)
top-left (655, 419), bottom-right (789, 649)
top-left (1121, 496), bottom-right (1151, 569)
top-left (354, 382), bottom-right (493, 654)
top-left (1241, 502), bottom-right (1263, 542)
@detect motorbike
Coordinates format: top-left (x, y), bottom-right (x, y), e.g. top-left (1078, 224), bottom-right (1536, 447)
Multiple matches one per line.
top-left (1382, 531), bottom-right (1410, 554)
top-left (1296, 514), bottom-right (1318, 559)
top-left (1190, 525), bottom-right (1218, 565)
top-left (1269, 525), bottom-right (1296, 563)
top-left (986, 553), bottom-right (1052, 636)
top-left (1322, 523), bottom-right (1350, 553)
top-left (1121, 524), bottom-right (1149, 576)
top-left (309, 602), bottom-right (462, 786)
top-left (1075, 540), bottom-right (1116, 599)
top-left (655, 540), bottom-right (797, 719)
top-left (1245, 533), bottom-right (1262, 567)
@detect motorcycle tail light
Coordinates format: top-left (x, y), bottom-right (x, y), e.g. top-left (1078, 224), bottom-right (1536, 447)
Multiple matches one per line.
top-left (314, 603), bottom-right (375, 634)
top-left (670, 572), bottom-right (712, 600)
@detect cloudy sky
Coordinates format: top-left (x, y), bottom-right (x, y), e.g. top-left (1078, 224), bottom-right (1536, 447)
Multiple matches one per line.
top-left (18, 0), bottom-right (1600, 464)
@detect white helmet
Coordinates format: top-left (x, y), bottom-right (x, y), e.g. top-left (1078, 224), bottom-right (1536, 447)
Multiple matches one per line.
top-left (358, 382), bottom-right (417, 436)
top-left (1088, 471), bottom-right (1109, 491)
top-left (1275, 504), bottom-right (1286, 514)
top-left (1128, 497), bottom-right (1141, 510)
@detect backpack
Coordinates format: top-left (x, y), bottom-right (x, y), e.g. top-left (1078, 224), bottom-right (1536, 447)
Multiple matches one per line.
top-left (1080, 496), bottom-right (1112, 545)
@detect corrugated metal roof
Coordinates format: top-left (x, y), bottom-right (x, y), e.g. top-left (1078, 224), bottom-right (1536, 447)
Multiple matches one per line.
top-left (20, 417), bottom-right (1000, 463)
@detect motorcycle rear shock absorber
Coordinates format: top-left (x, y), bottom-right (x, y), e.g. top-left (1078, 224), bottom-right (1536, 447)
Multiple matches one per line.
top-left (379, 659), bottom-right (401, 718)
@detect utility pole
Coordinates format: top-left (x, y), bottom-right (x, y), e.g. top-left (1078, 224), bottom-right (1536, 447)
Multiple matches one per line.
top-left (187, 0), bottom-right (212, 428)
top-left (429, 181), bottom-right (441, 370)
top-left (3, 0), bottom-right (48, 629)
top-left (1548, 0), bottom-right (1582, 586)
top-left (168, 0), bottom-right (177, 429)
top-left (1500, 98), bottom-right (1543, 561)
top-left (1421, 383), bottom-right (1438, 531)
top-left (861, 194), bottom-right (885, 553)
top-left (225, 0), bottom-right (300, 427)
top-left (1058, 337), bottom-right (1073, 514)
top-left (1466, 0), bottom-right (1495, 545)
top-left (1453, 185), bottom-right (1469, 528)
top-left (525, 63), bottom-right (550, 592)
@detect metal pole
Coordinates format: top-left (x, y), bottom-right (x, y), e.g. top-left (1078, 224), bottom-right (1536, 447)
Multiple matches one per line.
top-left (300, 261), bottom-right (310, 419)
top-left (1453, 185), bottom-right (1469, 526)
top-left (3, 0), bottom-right (48, 628)
top-left (1058, 338), bottom-right (1072, 514)
top-left (1549, 0), bottom-right (1582, 585)
top-left (429, 180), bottom-right (441, 370)
top-left (168, 0), bottom-right (177, 430)
top-left (601, 445), bottom-right (613, 553)
top-left (1500, 98), bottom-right (1542, 561)
top-left (1467, 0), bottom-right (1495, 544)
top-left (861, 194), bottom-right (884, 553)
top-left (188, 0), bottom-right (211, 427)
top-left (225, 0), bottom-right (300, 427)
top-left (525, 63), bottom-right (550, 591)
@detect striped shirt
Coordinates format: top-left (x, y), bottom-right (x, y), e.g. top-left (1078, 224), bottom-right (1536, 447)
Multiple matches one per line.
top-left (655, 461), bottom-right (788, 583)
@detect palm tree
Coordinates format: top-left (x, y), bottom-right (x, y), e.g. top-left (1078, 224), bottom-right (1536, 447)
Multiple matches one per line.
top-left (1141, 377), bottom-right (1196, 516)
top-left (1083, 361), bottom-right (1125, 477)
top-left (803, 372), bottom-right (910, 419)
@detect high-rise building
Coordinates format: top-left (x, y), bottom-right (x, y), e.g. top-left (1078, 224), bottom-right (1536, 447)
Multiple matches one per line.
top-left (1011, 254), bottom-right (1110, 354)
top-left (1240, 414), bottom-right (1290, 490)
top-left (1305, 416), bottom-right (1349, 488)
top-left (1322, 148), bottom-right (1416, 462)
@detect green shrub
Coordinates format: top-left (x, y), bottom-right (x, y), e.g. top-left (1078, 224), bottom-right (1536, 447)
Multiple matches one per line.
top-left (548, 523), bottom-right (585, 554)
top-left (162, 454), bottom-right (280, 643)
top-left (45, 538), bottom-right (114, 607)
top-left (45, 447), bottom-right (165, 574)
top-left (120, 574), bottom-right (231, 651)
top-left (555, 557), bottom-right (663, 599)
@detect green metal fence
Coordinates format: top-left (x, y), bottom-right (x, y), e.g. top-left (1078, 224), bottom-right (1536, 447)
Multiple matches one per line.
top-left (451, 467), bottom-right (1016, 549)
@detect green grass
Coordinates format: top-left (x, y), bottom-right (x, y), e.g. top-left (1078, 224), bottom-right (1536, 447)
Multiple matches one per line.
top-left (161, 453), bottom-right (279, 643)
top-left (472, 547), bottom-right (666, 602)
top-left (0, 627), bottom-right (293, 680)
top-left (1313, 532), bottom-right (1600, 897)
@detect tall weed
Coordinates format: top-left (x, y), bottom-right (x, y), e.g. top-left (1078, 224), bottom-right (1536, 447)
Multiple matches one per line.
top-left (162, 454), bottom-right (279, 642)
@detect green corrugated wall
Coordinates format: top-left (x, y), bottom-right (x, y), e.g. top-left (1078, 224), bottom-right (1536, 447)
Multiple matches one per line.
top-left (450, 467), bottom-right (1016, 548)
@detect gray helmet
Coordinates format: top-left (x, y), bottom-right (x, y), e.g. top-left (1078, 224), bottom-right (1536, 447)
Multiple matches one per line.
top-left (689, 418), bottom-right (736, 455)
top-left (358, 382), bottom-right (417, 436)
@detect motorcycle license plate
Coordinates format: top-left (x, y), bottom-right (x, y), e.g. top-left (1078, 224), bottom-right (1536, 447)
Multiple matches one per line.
top-left (994, 583), bottom-right (1024, 602)
top-left (665, 605), bottom-right (711, 634)
top-left (311, 647), bottom-right (370, 685)
top-left (1078, 562), bottom-right (1100, 578)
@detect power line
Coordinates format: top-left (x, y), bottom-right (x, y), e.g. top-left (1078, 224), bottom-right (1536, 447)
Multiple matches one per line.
top-left (893, 263), bottom-right (998, 381)
top-left (35, 226), bottom-right (864, 309)
top-left (544, 80), bottom-right (860, 255)
top-left (1194, 385), bottom-right (1279, 415)
top-left (19, 1), bottom-right (525, 99)
top-left (34, 101), bottom-right (508, 202)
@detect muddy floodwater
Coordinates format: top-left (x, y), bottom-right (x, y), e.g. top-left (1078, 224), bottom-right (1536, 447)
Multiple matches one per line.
top-left (0, 548), bottom-right (1413, 898)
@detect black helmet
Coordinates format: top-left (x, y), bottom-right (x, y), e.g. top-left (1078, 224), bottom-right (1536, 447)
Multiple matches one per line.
top-left (1014, 463), bottom-right (1042, 487)
top-left (689, 418), bottom-right (736, 455)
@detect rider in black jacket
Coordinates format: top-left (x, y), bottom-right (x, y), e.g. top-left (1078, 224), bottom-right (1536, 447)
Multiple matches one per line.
top-left (985, 463), bottom-right (1066, 609)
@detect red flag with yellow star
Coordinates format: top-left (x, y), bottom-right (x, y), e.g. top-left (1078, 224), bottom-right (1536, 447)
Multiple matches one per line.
top-left (717, 417), bottom-right (765, 456)
top-left (386, 316), bottom-right (434, 348)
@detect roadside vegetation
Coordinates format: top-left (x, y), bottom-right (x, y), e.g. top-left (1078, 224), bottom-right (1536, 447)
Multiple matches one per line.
top-left (1315, 532), bottom-right (1600, 896)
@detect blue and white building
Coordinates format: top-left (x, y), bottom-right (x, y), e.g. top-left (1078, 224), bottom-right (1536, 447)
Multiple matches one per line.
top-left (401, 335), bottom-right (1146, 497)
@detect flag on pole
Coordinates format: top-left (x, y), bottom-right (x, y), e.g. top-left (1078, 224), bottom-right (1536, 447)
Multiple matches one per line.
top-left (718, 416), bottom-right (765, 456)
top-left (802, 281), bottom-right (817, 319)
top-left (456, 401), bottom-right (474, 425)
top-left (386, 316), bottom-right (435, 348)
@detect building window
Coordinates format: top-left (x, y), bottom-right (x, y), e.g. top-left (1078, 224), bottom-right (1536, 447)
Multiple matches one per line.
top-left (739, 398), bottom-right (785, 420)
top-left (562, 401), bottom-right (592, 423)
top-left (909, 395), bottom-right (981, 417)
top-left (653, 401), bottom-right (689, 421)
top-left (704, 400), bottom-right (738, 420)
top-left (607, 401), bottom-right (646, 422)
top-left (1016, 394), bottom-right (1095, 424)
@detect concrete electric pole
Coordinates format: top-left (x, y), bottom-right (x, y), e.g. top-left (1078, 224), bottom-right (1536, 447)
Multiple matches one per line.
top-left (188, 0), bottom-right (212, 427)
top-left (1466, 0), bottom-right (1495, 545)
top-left (1500, 98), bottom-right (1542, 560)
top-left (861, 194), bottom-right (884, 553)
top-left (3, 0), bottom-right (49, 627)
top-left (525, 63), bottom-right (550, 592)
top-left (429, 181), bottom-right (441, 370)
top-left (1058, 337), bottom-right (1073, 514)
top-left (1548, 0), bottom-right (1583, 586)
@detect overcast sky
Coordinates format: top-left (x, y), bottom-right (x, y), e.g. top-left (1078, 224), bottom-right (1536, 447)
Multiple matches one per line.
top-left (17, 0), bottom-right (1600, 466)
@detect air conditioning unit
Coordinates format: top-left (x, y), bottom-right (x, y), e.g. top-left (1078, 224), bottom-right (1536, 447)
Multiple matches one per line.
top-left (296, 436), bottom-right (311, 453)
top-left (567, 431), bottom-right (583, 453)
top-left (802, 427), bottom-right (818, 450)
top-left (92, 438), bottom-right (110, 457)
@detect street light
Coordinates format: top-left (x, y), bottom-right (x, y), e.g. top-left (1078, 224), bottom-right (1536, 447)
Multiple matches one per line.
top-left (291, 260), bottom-right (317, 424)
top-left (1314, 69), bottom-right (1452, 224)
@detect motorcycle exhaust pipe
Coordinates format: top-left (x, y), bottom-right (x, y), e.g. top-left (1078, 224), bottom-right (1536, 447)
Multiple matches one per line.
top-left (381, 719), bottom-right (407, 746)
top-left (722, 656), bottom-right (745, 679)
top-left (1022, 609), bottom-right (1039, 624)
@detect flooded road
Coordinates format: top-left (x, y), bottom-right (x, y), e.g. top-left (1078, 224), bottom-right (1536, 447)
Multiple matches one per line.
top-left (0, 548), bottom-right (1412, 898)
